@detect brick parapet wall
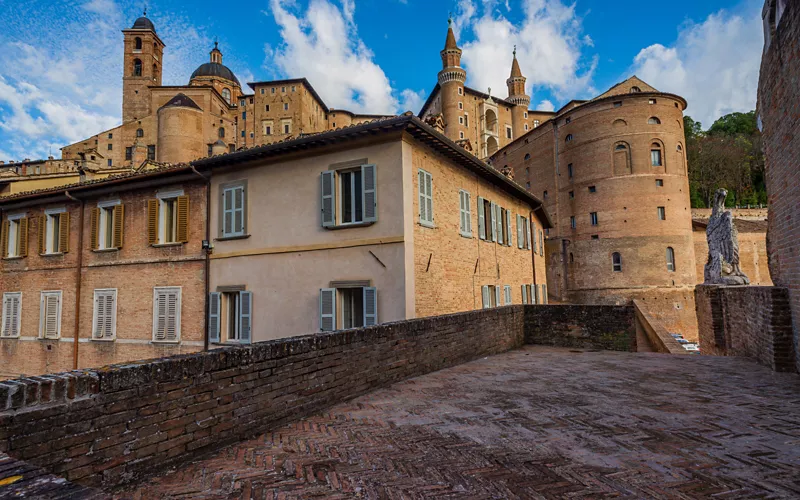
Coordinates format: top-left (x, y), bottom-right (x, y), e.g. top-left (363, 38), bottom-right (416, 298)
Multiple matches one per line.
top-left (695, 285), bottom-right (796, 372)
top-left (632, 300), bottom-right (687, 354)
top-left (523, 304), bottom-right (636, 351)
top-left (0, 304), bottom-right (636, 489)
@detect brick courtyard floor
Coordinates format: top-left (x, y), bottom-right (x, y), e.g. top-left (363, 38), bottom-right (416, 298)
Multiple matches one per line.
top-left (118, 347), bottom-right (800, 499)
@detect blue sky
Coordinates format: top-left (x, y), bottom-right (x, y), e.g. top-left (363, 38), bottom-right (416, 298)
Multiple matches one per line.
top-left (0, 0), bottom-right (764, 161)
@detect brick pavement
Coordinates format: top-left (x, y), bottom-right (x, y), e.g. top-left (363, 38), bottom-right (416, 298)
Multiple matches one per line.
top-left (118, 347), bottom-right (800, 499)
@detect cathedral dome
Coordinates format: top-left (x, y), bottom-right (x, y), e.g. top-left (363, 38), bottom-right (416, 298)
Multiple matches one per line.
top-left (190, 62), bottom-right (240, 86)
top-left (132, 16), bottom-right (155, 32)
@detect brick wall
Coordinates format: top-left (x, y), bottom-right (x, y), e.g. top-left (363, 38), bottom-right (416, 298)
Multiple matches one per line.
top-left (758, 0), bottom-right (800, 374)
top-left (0, 304), bottom-right (638, 489)
top-left (523, 304), bottom-right (636, 351)
top-left (695, 285), bottom-right (796, 372)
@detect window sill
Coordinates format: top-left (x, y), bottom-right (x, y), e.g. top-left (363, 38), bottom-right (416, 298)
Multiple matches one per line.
top-left (325, 222), bottom-right (375, 231)
top-left (216, 234), bottom-right (251, 241)
top-left (459, 232), bottom-right (473, 239)
top-left (151, 242), bottom-right (185, 248)
top-left (211, 341), bottom-right (251, 346)
top-left (151, 340), bottom-right (181, 345)
top-left (91, 337), bottom-right (115, 342)
top-left (40, 252), bottom-right (65, 257)
top-left (0, 336), bottom-right (20, 340)
top-left (2, 256), bottom-right (25, 261)
top-left (418, 221), bottom-right (435, 229)
top-left (93, 248), bottom-right (120, 253)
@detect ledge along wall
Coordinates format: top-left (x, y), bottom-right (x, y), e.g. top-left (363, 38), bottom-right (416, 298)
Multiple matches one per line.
top-left (0, 304), bottom-right (635, 489)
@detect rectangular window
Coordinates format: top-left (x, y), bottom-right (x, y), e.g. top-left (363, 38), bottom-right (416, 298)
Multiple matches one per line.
top-left (283, 121), bottom-right (291, 134)
top-left (321, 165), bottom-right (376, 228)
top-left (209, 290), bottom-right (252, 344)
top-left (281, 86), bottom-right (286, 93)
top-left (93, 202), bottom-right (123, 251)
top-left (588, 186), bottom-right (596, 193)
top-left (240, 99), bottom-right (246, 107)
top-left (459, 116), bottom-right (464, 125)
top-left (153, 287), bottom-right (181, 342)
top-left (481, 285), bottom-right (498, 309)
top-left (2, 215), bottom-right (28, 259)
top-left (464, 114), bottom-right (468, 127)
top-left (506, 126), bottom-right (512, 139)
top-left (283, 103), bottom-right (289, 111)
top-left (569, 191), bottom-right (574, 199)
top-left (478, 198), bottom-right (496, 241)
top-left (651, 149), bottom-right (662, 166)
top-left (613, 101), bottom-right (622, 108)
top-left (570, 216), bottom-right (576, 229)
top-left (590, 212), bottom-right (598, 226)
top-left (108, 133), bottom-right (113, 139)
top-left (292, 85), bottom-right (296, 92)
top-left (271, 88), bottom-right (275, 94)
top-left (318, 286), bottom-right (377, 331)
top-left (534, 120), bottom-right (540, 127)
top-left (39, 291), bottom-right (62, 339)
top-left (92, 289), bottom-right (117, 340)
top-left (148, 191), bottom-right (189, 245)
top-left (656, 179), bottom-right (664, 187)
top-left (125, 147), bottom-right (132, 161)
top-left (1, 292), bottom-right (22, 338)
top-left (147, 145), bottom-right (156, 161)
top-left (242, 111), bottom-right (247, 120)
top-left (221, 182), bottom-right (247, 237)
top-left (516, 215), bottom-right (530, 249)
top-left (43, 209), bottom-right (68, 255)
top-left (649, 99), bottom-right (657, 104)
top-left (459, 190), bottom-right (472, 237)
top-left (504, 285), bottom-right (512, 305)
top-left (260, 89), bottom-right (265, 94)
top-left (265, 104), bottom-right (270, 111)
top-left (658, 207), bottom-right (666, 220)
top-left (107, 143), bottom-right (112, 151)
top-left (567, 163), bottom-right (573, 178)
top-left (418, 169), bottom-right (434, 227)
top-left (458, 102), bottom-right (463, 110)
top-left (241, 131), bottom-right (245, 138)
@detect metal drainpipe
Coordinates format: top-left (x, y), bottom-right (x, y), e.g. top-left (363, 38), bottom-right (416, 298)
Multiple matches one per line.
top-left (64, 190), bottom-right (84, 370)
top-left (190, 165), bottom-right (211, 351)
top-left (530, 211), bottom-right (537, 296)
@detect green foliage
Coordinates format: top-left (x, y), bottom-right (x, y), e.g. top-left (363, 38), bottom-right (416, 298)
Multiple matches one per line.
top-left (685, 111), bottom-right (766, 208)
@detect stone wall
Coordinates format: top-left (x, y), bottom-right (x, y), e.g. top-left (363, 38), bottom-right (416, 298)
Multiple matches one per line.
top-left (524, 304), bottom-right (636, 351)
top-left (695, 285), bottom-right (796, 372)
top-left (0, 304), bottom-right (639, 489)
top-left (758, 0), bottom-right (800, 374)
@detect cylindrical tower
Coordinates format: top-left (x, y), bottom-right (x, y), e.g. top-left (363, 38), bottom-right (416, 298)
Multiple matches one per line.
top-left (438, 19), bottom-right (467, 142)
top-left (156, 94), bottom-right (205, 164)
top-left (506, 48), bottom-right (530, 141)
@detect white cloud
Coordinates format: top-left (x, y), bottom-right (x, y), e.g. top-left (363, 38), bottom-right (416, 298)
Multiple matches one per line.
top-left (630, 6), bottom-right (762, 128)
top-left (265, 0), bottom-right (416, 115)
top-left (454, 0), bottom-right (596, 102)
top-left (536, 99), bottom-right (555, 112)
top-left (399, 89), bottom-right (427, 114)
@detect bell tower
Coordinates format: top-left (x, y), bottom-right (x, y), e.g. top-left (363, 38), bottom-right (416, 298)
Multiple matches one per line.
top-left (507, 47), bottom-right (530, 140)
top-left (438, 18), bottom-right (467, 142)
top-left (122, 11), bottom-right (165, 123)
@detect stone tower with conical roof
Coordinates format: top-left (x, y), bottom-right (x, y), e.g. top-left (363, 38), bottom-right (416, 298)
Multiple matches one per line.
top-left (506, 47), bottom-right (530, 141)
top-left (122, 10), bottom-right (165, 123)
top-left (438, 19), bottom-right (468, 142)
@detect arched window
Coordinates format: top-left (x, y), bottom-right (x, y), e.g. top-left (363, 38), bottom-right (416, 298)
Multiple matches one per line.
top-left (630, 86), bottom-right (641, 93)
top-left (222, 88), bottom-right (231, 105)
top-left (676, 144), bottom-right (683, 152)
top-left (524, 153), bottom-right (531, 161)
top-left (135, 37), bottom-right (142, 50)
top-left (613, 142), bottom-right (631, 175)
top-left (648, 117), bottom-right (661, 125)
top-left (565, 134), bottom-right (573, 143)
top-left (612, 252), bottom-right (622, 272)
top-left (650, 142), bottom-right (664, 167)
top-left (136, 128), bottom-right (144, 137)
top-left (612, 118), bottom-right (627, 127)
top-left (666, 247), bottom-right (676, 272)
top-left (218, 127), bottom-right (225, 138)
top-left (132, 59), bottom-right (142, 77)
top-left (615, 144), bottom-right (627, 151)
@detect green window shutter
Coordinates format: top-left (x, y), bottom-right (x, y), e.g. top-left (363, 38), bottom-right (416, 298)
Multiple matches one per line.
top-left (208, 292), bottom-right (221, 343)
top-left (321, 171), bottom-right (336, 227)
top-left (363, 287), bottom-right (377, 326)
top-left (478, 197), bottom-right (485, 240)
top-left (239, 291), bottom-right (252, 344)
top-left (320, 288), bottom-right (336, 331)
top-left (362, 164), bottom-right (377, 223)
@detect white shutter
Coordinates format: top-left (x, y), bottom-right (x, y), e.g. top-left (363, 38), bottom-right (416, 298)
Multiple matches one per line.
top-left (505, 210), bottom-right (511, 246)
top-left (481, 285), bottom-right (490, 309)
top-left (319, 288), bottom-right (336, 331)
top-left (92, 290), bottom-right (117, 340)
top-left (465, 192), bottom-right (472, 235)
top-left (504, 285), bottom-right (512, 305)
top-left (321, 171), bottom-right (336, 227)
top-left (425, 171), bottom-right (433, 224)
top-left (361, 164), bottom-right (377, 223)
top-left (153, 288), bottom-right (180, 342)
top-left (363, 287), bottom-right (377, 326)
top-left (517, 214), bottom-right (523, 248)
top-left (489, 202), bottom-right (497, 242)
top-left (233, 185), bottom-right (245, 234)
top-left (418, 170), bottom-right (433, 226)
top-left (521, 285), bottom-right (527, 305)
top-left (495, 204), bottom-right (503, 244)
top-left (526, 220), bottom-right (532, 250)
top-left (239, 291), bottom-right (252, 343)
top-left (39, 291), bottom-right (61, 339)
top-left (478, 197), bottom-right (485, 240)
top-left (208, 292), bottom-right (221, 343)
top-left (495, 286), bottom-right (501, 307)
top-left (2, 293), bottom-right (21, 338)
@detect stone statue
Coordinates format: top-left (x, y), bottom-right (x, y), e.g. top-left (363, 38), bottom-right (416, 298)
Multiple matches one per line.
top-left (704, 188), bottom-right (750, 285)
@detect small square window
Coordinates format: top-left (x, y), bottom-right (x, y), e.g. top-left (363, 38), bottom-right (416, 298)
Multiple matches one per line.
top-left (591, 235), bottom-right (599, 240)
top-left (569, 191), bottom-right (574, 199)
top-left (284, 103), bottom-right (289, 111)
top-left (656, 179), bottom-right (664, 187)
top-left (588, 186), bottom-right (596, 193)
top-left (565, 117), bottom-right (571, 124)
top-left (614, 101), bottom-right (622, 108)
top-left (658, 207), bottom-right (666, 220)
top-left (108, 133), bottom-right (113, 139)
top-left (266, 105), bottom-right (270, 112)
top-left (107, 144), bottom-right (112, 151)
top-left (649, 99), bottom-right (657, 104)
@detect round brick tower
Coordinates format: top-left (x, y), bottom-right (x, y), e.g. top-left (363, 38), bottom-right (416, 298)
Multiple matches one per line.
top-left (157, 94), bottom-right (205, 164)
top-left (506, 48), bottom-right (530, 141)
top-left (438, 19), bottom-right (467, 142)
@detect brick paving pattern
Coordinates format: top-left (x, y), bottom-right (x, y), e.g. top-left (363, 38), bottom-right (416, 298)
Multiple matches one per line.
top-left (119, 347), bottom-right (800, 499)
top-left (0, 452), bottom-right (103, 499)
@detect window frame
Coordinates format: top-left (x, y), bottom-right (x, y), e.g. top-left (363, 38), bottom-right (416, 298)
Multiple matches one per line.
top-left (666, 247), bottom-right (676, 272)
top-left (39, 290), bottom-right (62, 339)
top-left (92, 288), bottom-right (118, 341)
top-left (612, 252), bottom-right (622, 272)
top-left (4, 213), bottom-right (24, 258)
top-left (657, 206), bottom-right (666, 220)
top-left (97, 199), bottom-right (121, 251)
top-left (219, 180), bottom-right (248, 238)
top-left (156, 189), bottom-right (184, 244)
top-left (590, 212), bottom-right (599, 226)
top-left (44, 207), bottom-right (66, 255)
top-left (1, 292), bottom-right (22, 338)
top-left (152, 286), bottom-right (182, 343)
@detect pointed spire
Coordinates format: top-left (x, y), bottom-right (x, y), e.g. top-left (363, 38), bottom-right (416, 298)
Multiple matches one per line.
top-left (444, 17), bottom-right (458, 50)
top-left (510, 46), bottom-right (523, 78)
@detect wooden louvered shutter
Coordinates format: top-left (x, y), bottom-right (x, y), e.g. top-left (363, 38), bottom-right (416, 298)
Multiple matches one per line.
top-left (495, 286), bottom-right (501, 308)
top-left (321, 171), bottom-right (335, 227)
top-left (505, 210), bottom-right (511, 246)
top-left (526, 221), bottom-right (532, 250)
top-left (489, 202), bottom-right (497, 242)
top-left (477, 197), bottom-right (485, 240)
top-left (153, 288), bottom-right (180, 342)
top-left (495, 205), bottom-right (503, 244)
top-left (533, 284), bottom-right (539, 304)
top-left (147, 199), bottom-right (159, 245)
top-left (208, 292), bottom-right (220, 343)
top-left (363, 287), bottom-right (377, 326)
top-left (41, 292), bottom-right (60, 339)
top-left (464, 192), bottom-right (472, 235)
top-left (481, 285), bottom-right (490, 309)
top-left (0, 220), bottom-right (7, 258)
top-left (239, 291), bottom-right (252, 344)
top-left (154, 290), bottom-right (166, 341)
top-left (533, 223), bottom-right (538, 254)
top-left (90, 208), bottom-right (100, 250)
top-left (113, 205), bottom-right (124, 248)
top-left (521, 285), bottom-right (527, 305)
top-left (18, 217), bottom-right (28, 258)
top-left (56, 213), bottom-right (68, 253)
top-left (2, 293), bottom-right (21, 338)
top-left (361, 164), bottom-right (377, 223)
top-left (319, 288), bottom-right (336, 331)
top-left (516, 214), bottom-right (522, 248)
top-left (38, 215), bottom-right (47, 255)
top-left (176, 196), bottom-right (189, 243)
top-left (93, 290), bottom-right (116, 340)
